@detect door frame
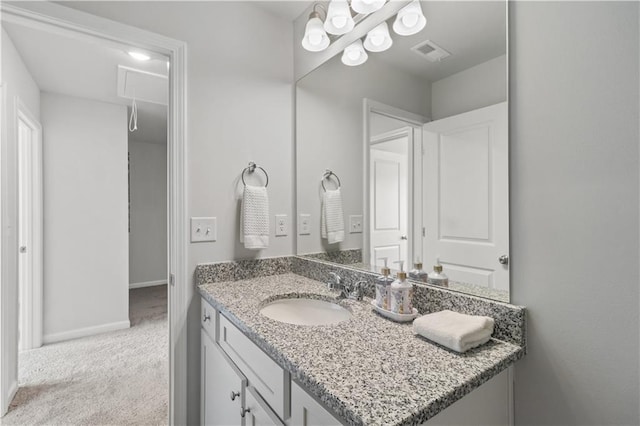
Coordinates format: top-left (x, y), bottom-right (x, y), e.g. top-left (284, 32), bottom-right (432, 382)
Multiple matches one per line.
top-left (362, 99), bottom-right (426, 271)
top-left (15, 98), bottom-right (43, 352)
top-left (0, 3), bottom-right (188, 423)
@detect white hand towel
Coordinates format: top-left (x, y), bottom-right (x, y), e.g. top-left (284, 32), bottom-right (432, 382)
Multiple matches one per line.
top-left (240, 185), bottom-right (269, 249)
top-left (321, 189), bottom-right (345, 244)
top-left (413, 310), bottom-right (495, 353)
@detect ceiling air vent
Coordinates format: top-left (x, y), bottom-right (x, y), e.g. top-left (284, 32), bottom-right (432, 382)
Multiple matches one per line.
top-left (411, 40), bottom-right (451, 62)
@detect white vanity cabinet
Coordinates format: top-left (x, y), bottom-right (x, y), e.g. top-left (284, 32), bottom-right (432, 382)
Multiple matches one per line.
top-left (288, 381), bottom-right (342, 426)
top-left (200, 297), bottom-right (512, 426)
top-left (201, 329), bottom-right (246, 426)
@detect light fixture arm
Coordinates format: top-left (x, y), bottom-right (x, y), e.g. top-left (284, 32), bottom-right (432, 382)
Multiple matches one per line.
top-left (310, 3), bottom-right (327, 20)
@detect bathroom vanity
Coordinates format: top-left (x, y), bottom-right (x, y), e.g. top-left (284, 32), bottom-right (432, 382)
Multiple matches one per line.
top-left (196, 258), bottom-right (526, 426)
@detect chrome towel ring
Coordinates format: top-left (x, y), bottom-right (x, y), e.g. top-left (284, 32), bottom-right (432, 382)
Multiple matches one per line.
top-left (321, 169), bottom-right (341, 192)
top-left (242, 162), bottom-right (269, 187)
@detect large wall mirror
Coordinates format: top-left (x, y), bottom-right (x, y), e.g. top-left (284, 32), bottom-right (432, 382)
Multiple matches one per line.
top-left (295, 1), bottom-right (509, 302)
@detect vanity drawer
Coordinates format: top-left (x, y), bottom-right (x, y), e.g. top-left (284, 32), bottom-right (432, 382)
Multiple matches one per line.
top-left (201, 298), bottom-right (217, 340)
top-left (218, 314), bottom-right (290, 420)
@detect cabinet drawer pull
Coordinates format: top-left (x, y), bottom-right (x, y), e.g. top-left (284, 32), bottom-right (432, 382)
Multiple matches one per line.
top-left (230, 391), bottom-right (240, 401)
top-left (203, 313), bottom-right (211, 322)
top-left (241, 407), bottom-right (251, 418)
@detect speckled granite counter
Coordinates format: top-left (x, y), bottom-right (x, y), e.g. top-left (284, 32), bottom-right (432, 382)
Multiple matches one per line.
top-left (197, 272), bottom-right (525, 426)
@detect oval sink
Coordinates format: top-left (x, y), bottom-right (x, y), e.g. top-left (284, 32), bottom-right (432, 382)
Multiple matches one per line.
top-left (259, 298), bottom-right (352, 326)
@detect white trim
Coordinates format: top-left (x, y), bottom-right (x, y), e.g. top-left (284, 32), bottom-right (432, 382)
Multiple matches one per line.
top-left (43, 320), bottom-right (131, 345)
top-left (129, 280), bottom-right (167, 290)
top-left (0, 3), bottom-right (188, 424)
top-left (0, 81), bottom-right (8, 417)
top-left (7, 380), bottom-right (17, 411)
top-left (15, 97), bottom-right (43, 352)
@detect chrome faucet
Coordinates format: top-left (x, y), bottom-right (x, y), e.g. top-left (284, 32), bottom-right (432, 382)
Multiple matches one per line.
top-left (327, 273), bottom-right (367, 301)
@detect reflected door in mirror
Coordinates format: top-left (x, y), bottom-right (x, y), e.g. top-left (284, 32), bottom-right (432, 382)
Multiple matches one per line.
top-left (423, 102), bottom-right (508, 292)
top-left (369, 131), bottom-right (411, 268)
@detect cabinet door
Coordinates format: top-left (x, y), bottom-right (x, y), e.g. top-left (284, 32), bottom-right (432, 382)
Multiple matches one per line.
top-left (243, 386), bottom-right (285, 426)
top-left (202, 330), bottom-right (246, 426)
top-left (289, 381), bottom-right (342, 426)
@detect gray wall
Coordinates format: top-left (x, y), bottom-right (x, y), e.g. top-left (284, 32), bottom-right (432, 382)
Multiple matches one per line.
top-left (41, 92), bottom-right (130, 342)
top-left (128, 139), bottom-right (167, 286)
top-left (431, 54), bottom-right (507, 120)
top-left (510, 2), bottom-right (639, 424)
top-left (58, 2), bottom-right (295, 422)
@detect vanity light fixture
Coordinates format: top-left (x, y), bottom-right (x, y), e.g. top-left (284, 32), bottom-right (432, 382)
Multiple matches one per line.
top-left (363, 21), bottom-right (393, 52)
top-left (128, 51), bottom-right (150, 61)
top-left (393, 0), bottom-right (427, 36)
top-left (351, 0), bottom-right (387, 15)
top-left (341, 39), bottom-right (368, 66)
top-left (302, 5), bottom-right (330, 52)
top-left (324, 0), bottom-right (355, 35)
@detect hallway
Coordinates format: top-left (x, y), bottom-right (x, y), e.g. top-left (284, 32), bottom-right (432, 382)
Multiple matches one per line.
top-left (1, 286), bottom-right (168, 425)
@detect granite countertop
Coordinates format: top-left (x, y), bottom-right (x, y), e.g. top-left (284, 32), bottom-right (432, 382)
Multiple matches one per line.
top-left (198, 273), bottom-right (525, 426)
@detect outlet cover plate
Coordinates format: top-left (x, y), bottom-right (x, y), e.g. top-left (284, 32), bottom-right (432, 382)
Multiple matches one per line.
top-left (299, 214), bottom-right (311, 235)
top-left (275, 214), bottom-right (287, 237)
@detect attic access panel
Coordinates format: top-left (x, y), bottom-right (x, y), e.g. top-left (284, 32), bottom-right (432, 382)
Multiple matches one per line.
top-left (117, 65), bottom-right (168, 105)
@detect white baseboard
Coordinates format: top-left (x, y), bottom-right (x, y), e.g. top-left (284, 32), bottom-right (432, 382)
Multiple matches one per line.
top-left (43, 320), bottom-right (130, 344)
top-left (129, 280), bottom-right (167, 289)
top-left (5, 380), bottom-right (18, 413)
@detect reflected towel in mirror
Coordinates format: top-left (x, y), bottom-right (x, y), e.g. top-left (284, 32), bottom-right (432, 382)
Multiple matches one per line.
top-left (240, 185), bottom-right (269, 249)
top-left (321, 188), bottom-right (345, 244)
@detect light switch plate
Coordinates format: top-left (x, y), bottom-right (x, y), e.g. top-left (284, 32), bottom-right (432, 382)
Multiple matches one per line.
top-left (191, 217), bottom-right (217, 242)
top-left (299, 214), bottom-right (311, 235)
top-left (349, 215), bottom-right (363, 234)
top-left (275, 214), bottom-right (287, 237)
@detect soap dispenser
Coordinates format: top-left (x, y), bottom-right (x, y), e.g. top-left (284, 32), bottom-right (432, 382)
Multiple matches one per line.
top-left (427, 258), bottom-right (449, 288)
top-left (375, 258), bottom-right (393, 310)
top-left (390, 261), bottom-right (413, 315)
top-left (409, 258), bottom-right (428, 283)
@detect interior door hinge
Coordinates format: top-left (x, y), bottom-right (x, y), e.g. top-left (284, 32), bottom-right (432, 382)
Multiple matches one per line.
top-left (169, 273), bottom-right (175, 286)
top-left (422, 227), bottom-right (426, 237)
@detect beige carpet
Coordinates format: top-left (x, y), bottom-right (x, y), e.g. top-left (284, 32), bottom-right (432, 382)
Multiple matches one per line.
top-left (1, 285), bottom-right (168, 426)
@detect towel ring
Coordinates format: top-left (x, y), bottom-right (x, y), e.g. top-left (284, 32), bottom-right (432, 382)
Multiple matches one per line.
top-left (242, 162), bottom-right (269, 187)
top-left (321, 169), bottom-right (341, 192)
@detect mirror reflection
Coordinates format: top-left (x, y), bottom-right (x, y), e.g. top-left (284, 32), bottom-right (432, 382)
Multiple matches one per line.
top-left (296, 1), bottom-right (509, 302)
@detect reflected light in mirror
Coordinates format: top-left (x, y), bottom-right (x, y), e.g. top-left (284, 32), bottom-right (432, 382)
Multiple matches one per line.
top-left (393, 0), bottom-right (427, 36)
top-left (341, 39), bottom-right (368, 66)
top-left (364, 22), bottom-right (393, 52)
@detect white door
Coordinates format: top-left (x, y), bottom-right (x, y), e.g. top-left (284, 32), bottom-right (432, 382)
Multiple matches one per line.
top-left (422, 102), bottom-right (509, 291)
top-left (201, 330), bottom-right (245, 426)
top-left (244, 386), bottom-right (284, 426)
top-left (17, 104), bottom-right (43, 352)
top-left (369, 133), bottom-right (410, 270)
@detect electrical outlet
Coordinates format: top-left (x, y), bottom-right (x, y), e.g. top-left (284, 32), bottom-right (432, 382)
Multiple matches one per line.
top-left (299, 214), bottom-right (311, 235)
top-left (191, 217), bottom-right (217, 242)
top-left (275, 214), bottom-right (287, 237)
top-left (349, 215), bottom-right (363, 234)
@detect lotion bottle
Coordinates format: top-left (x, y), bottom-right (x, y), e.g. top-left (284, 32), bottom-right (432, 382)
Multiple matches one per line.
top-left (409, 258), bottom-right (428, 283)
top-left (390, 261), bottom-right (413, 315)
top-left (375, 258), bottom-right (393, 310)
top-left (427, 258), bottom-right (449, 288)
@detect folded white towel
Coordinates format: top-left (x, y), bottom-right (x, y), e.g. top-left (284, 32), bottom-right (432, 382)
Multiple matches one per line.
top-left (321, 189), bottom-right (344, 244)
top-left (240, 185), bottom-right (269, 249)
top-left (413, 310), bottom-right (495, 353)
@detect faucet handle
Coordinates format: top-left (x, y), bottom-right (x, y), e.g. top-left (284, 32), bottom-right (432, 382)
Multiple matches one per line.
top-left (327, 272), bottom-right (342, 290)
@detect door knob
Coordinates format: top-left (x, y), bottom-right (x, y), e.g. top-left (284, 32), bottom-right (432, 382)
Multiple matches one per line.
top-left (400, 235), bottom-right (408, 240)
top-left (19, 246), bottom-right (27, 253)
top-left (498, 255), bottom-right (509, 265)
top-left (230, 391), bottom-right (240, 401)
